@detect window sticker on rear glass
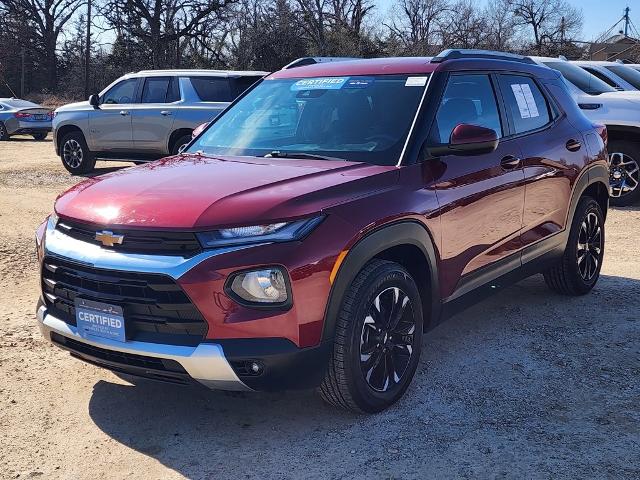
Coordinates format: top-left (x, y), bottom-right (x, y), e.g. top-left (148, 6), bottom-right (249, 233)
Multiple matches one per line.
top-left (291, 77), bottom-right (349, 91)
top-left (405, 76), bottom-right (428, 87)
top-left (510, 83), bottom-right (540, 119)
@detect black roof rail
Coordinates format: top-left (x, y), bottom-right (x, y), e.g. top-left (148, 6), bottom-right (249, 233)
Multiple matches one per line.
top-left (431, 49), bottom-right (536, 65)
top-left (282, 57), bottom-right (360, 69)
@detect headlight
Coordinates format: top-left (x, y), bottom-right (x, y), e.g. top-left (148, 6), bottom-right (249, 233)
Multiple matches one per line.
top-left (226, 267), bottom-right (291, 307)
top-left (196, 216), bottom-right (323, 248)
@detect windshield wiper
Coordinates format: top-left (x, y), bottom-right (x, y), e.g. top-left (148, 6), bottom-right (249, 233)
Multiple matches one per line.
top-left (263, 150), bottom-right (340, 161)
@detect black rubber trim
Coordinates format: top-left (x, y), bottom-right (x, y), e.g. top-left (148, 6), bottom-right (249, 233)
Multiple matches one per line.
top-left (321, 221), bottom-right (440, 341)
top-left (214, 337), bottom-right (332, 391)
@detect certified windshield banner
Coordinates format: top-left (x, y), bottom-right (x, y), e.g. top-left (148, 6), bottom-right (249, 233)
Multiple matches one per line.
top-left (291, 77), bottom-right (349, 91)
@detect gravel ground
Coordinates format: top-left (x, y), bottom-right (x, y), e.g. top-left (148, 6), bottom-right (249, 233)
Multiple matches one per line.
top-left (0, 136), bottom-right (639, 479)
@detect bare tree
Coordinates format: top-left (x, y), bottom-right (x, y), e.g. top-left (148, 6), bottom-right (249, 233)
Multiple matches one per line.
top-left (102, 0), bottom-right (237, 68)
top-left (1, 0), bottom-right (86, 91)
top-left (440, 0), bottom-right (484, 49)
top-left (508, 0), bottom-right (582, 54)
top-left (385, 0), bottom-right (448, 55)
top-left (483, 0), bottom-right (517, 51)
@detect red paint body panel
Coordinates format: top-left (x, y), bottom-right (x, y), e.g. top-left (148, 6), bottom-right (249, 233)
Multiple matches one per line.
top-left (55, 155), bottom-right (395, 229)
top-left (270, 58), bottom-right (437, 79)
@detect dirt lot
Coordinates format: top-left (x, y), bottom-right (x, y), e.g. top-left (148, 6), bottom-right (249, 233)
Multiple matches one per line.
top-left (1, 136), bottom-right (639, 479)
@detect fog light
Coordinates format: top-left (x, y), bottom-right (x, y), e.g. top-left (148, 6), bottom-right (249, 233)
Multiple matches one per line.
top-left (227, 267), bottom-right (289, 306)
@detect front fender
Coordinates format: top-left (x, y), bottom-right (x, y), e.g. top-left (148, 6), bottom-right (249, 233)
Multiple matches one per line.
top-left (321, 220), bottom-right (441, 342)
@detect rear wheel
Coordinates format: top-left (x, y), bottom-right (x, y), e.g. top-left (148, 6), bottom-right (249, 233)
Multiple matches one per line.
top-left (59, 131), bottom-right (96, 174)
top-left (544, 197), bottom-right (605, 296)
top-left (608, 140), bottom-right (640, 206)
top-left (171, 134), bottom-right (192, 155)
top-left (319, 259), bottom-right (423, 413)
top-left (0, 122), bottom-right (9, 140)
top-left (32, 132), bottom-right (47, 140)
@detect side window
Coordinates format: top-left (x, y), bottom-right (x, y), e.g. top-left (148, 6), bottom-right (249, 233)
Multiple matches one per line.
top-left (166, 77), bottom-right (180, 103)
top-left (498, 75), bottom-right (551, 134)
top-left (431, 74), bottom-right (502, 144)
top-left (101, 79), bottom-right (137, 104)
top-left (141, 77), bottom-right (171, 103)
top-left (190, 76), bottom-right (232, 102)
top-left (582, 67), bottom-right (620, 88)
top-left (230, 76), bottom-right (262, 98)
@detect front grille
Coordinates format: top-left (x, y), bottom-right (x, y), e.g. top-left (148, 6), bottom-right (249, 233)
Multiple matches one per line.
top-left (51, 332), bottom-right (192, 385)
top-left (42, 256), bottom-right (207, 346)
top-left (56, 219), bottom-right (202, 257)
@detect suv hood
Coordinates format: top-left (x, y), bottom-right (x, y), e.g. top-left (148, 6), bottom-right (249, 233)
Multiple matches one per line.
top-left (54, 155), bottom-right (398, 229)
top-left (55, 100), bottom-right (91, 112)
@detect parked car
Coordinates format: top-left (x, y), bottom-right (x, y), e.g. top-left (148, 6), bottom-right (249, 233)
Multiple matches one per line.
top-left (36, 50), bottom-right (609, 413)
top-left (52, 69), bottom-right (267, 173)
top-left (573, 60), bottom-right (640, 91)
top-left (0, 98), bottom-right (52, 140)
top-left (531, 56), bottom-right (640, 205)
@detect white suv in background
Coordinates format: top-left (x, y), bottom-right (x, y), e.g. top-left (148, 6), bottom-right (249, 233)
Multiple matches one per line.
top-left (53, 69), bottom-right (267, 174)
top-left (531, 56), bottom-right (640, 205)
top-left (573, 60), bottom-right (640, 92)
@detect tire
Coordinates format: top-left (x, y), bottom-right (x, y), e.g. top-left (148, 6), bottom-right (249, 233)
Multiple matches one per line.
top-left (171, 134), bottom-right (192, 155)
top-left (319, 259), bottom-right (424, 413)
top-left (0, 122), bottom-right (9, 141)
top-left (32, 132), bottom-right (47, 140)
top-left (59, 131), bottom-right (96, 174)
top-left (543, 197), bottom-right (605, 296)
top-left (608, 140), bottom-right (640, 206)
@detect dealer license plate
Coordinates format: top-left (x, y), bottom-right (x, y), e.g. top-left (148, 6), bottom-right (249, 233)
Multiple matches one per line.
top-left (75, 298), bottom-right (126, 342)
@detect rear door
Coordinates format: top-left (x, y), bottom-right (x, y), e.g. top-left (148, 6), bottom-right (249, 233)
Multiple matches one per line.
top-left (431, 73), bottom-right (526, 299)
top-left (131, 76), bottom-right (179, 153)
top-left (496, 74), bottom-right (584, 260)
top-left (89, 78), bottom-right (138, 152)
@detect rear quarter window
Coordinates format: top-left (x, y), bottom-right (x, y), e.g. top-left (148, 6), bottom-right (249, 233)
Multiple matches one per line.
top-left (230, 76), bottom-right (263, 98)
top-left (190, 77), bottom-right (232, 102)
top-left (498, 75), bottom-right (552, 135)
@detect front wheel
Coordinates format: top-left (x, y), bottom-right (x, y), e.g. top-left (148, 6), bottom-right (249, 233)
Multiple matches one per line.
top-left (319, 259), bottom-right (423, 413)
top-left (32, 132), bottom-right (48, 140)
top-left (59, 131), bottom-right (96, 174)
top-left (171, 134), bottom-right (192, 155)
top-left (544, 197), bottom-right (605, 296)
top-left (608, 140), bottom-right (640, 206)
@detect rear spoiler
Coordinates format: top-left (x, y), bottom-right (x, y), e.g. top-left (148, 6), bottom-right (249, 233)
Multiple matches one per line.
top-left (282, 57), bottom-right (360, 69)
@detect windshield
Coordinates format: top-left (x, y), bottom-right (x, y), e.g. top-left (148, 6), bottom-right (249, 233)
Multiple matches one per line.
top-left (188, 74), bottom-right (429, 165)
top-left (606, 65), bottom-right (640, 90)
top-left (543, 61), bottom-right (616, 95)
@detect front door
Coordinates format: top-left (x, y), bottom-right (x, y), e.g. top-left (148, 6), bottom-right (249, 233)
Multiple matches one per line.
top-left (89, 78), bottom-right (137, 152)
top-left (429, 73), bottom-right (526, 300)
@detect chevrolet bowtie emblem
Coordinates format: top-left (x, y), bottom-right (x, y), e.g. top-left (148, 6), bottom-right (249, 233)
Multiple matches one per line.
top-left (95, 230), bottom-right (124, 247)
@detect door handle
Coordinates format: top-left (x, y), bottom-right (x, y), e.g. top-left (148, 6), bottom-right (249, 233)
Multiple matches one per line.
top-left (160, 110), bottom-right (172, 116)
top-left (500, 155), bottom-right (521, 170)
top-left (566, 139), bottom-right (581, 152)
top-left (119, 110), bottom-right (129, 116)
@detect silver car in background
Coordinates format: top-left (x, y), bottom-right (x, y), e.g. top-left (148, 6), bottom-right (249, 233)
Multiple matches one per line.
top-left (0, 98), bottom-right (53, 141)
top-left (53, 69), bottom-right (267, 173)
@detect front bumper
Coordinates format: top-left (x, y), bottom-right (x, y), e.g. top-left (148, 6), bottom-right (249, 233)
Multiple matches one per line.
top-left (37, 303), bottom-right (251, 391)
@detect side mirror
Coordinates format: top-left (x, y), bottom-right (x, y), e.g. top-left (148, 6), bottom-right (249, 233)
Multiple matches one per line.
top-left (89, 94), bottom-right (100, 109)
top-left (428, 124), bottom-right (499, 157)
top-left (178, 143), bottom-right (188, 154)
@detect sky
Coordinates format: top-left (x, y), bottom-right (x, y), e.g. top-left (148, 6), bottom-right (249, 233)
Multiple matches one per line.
top-left (375, 0), bottom-right (637, 42)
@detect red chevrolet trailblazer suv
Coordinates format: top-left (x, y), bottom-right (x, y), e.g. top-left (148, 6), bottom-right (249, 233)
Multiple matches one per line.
top-left (36, 50), bottom-right (609, 413)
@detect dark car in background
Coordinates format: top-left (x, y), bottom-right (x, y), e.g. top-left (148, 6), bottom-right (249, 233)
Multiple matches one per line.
top-left (0, 98), bottom-right (53, 141)
top-left (52, 69), bottom-right (267, 173)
